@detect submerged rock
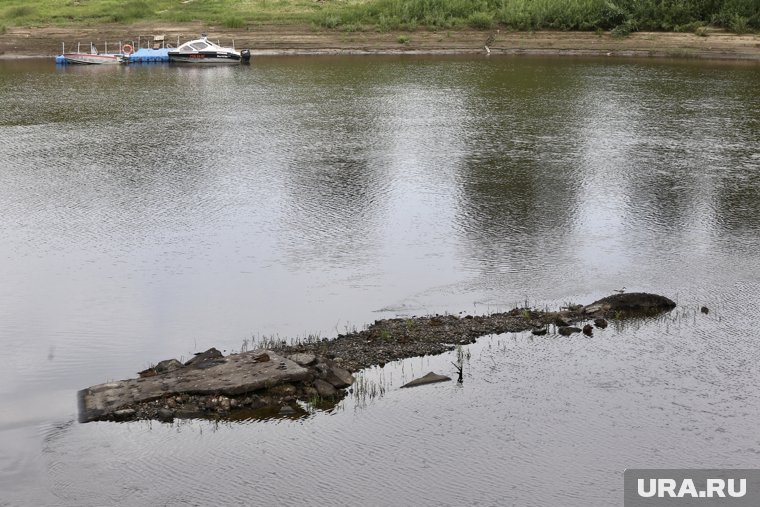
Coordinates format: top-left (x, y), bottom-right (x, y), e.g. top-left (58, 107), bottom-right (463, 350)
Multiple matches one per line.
top-left (400, 372), bottom-right (451, 389)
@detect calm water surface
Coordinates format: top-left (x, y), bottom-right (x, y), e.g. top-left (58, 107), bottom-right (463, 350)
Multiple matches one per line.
top-left (0, 55), bottom-right (759, 506)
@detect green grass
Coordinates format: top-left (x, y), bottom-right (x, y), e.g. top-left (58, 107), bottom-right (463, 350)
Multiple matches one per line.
top-left (1, 0), bottom-right (757, 33)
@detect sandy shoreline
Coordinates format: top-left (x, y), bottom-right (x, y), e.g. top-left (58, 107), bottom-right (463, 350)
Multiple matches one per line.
top-left (1, 23), bottom-right (759, 60)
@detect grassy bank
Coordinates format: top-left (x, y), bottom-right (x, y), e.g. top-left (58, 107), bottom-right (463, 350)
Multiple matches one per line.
top-left (1, 0), bottom-right (758, 34)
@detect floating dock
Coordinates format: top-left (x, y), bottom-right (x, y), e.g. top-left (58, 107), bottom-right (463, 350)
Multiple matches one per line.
top-left (126, 48), bottom-right (170, 63)
top-left (55, 48), bottom-right (169, 64)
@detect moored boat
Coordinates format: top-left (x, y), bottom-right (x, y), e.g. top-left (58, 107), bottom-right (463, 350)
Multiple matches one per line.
top-left (167, 34), bottom-right (250, 64)
top-left (61, 42), bottom-right (126, 65)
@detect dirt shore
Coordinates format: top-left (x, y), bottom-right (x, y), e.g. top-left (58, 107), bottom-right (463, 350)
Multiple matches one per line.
top-left (1, 23), bottom-right (759, 60)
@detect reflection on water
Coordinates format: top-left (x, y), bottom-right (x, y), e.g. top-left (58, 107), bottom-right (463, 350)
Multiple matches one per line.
top-left (0, 56), bottom-right (759, 505)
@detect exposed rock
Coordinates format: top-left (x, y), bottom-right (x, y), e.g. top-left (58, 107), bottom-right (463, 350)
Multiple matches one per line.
top-left (324, 363), bottom-right (355, 389)
top-left (401, 372), bottom-right (451, 388)
top-left (279, 405), bottom-right (296, 415)
top-left (288, 353), bottom-right (316, 366)
top-left (582, 324), bottom-right (593, 336)
top-left (558, 326), bottom-right (581, 336)
top-left (531, 328), bottom-right (548, 336)
top-left (78, 350), bottom-right (310, 422)
top-left (583, 292), bottom-right (676, 317)
top-left (80, 291), bottom-right (677, 423)
top-left (554, 317), bottom-right (570, 327)
top-left (252, 352), bottom-right (270, 363)
top-left (594, 318), bottom-right (608, 328)
top-left (137, 368), bottom-right (157, 378)
top-left (112, 408), bottom-right (136, 421)
top-left (184, 347), bottom-right (224, 368)
top-left (157, 408), bottom-right (175, 423)
top-left (313, 379), bottom-right (338, 398)
top-left (701, 306), bottom-right (709, 314)
top-left (155, 359), bottom-right (184, 374)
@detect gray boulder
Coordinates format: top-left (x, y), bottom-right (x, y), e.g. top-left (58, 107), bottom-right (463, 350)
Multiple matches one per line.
top-left (583, 293), bottom-right (676, 317)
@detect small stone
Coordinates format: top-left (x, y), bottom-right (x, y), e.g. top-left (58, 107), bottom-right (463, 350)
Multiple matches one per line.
top-left (112, 408), bottom-right (136, 421)
top-left (137, 368), bottom-right (157, 378)
top-left (701, 306), bottom-right (709, 314)
top-left (582, 324), bottom-right (593, 336)
top-left (279, 405), bottom-right (296, 415)
top-left (594, 318), bottom-right (608, 328)
top-left (531, 328), bottom-right (547, 336)
top-left (252, 351), bottom-right (270, 362)
top-left (558, 326), bottom-right (581, 336)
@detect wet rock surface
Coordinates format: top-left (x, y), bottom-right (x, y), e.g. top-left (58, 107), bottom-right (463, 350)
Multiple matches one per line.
top-left (583, 292), bottom-right (676, 317)
top-left (400, 372), bottom-right (452, 388)
top-left (79, 292), bottom-right (675, 423)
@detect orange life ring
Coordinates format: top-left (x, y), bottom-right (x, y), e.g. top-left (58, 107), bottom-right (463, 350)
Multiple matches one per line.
top-left (122, 44), bottom-right (134, 55)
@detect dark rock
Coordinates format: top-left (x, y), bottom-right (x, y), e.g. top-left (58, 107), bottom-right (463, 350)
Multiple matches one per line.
top-left (252, 351), bottom-right (270, 362)
top-left (184, 347), bottom-right (224, 367)
top-left (324, 364), bottom-right (355, 388)
top-left (279, 405), bottom-right (296, 415)
top-left (269, 383), bottom-right (297, 397)
top-left (558, 326), bottom-right (581, 336)
top-left (313, 379), bottom-right (337, 398)
top-left (157, 408), bottom-right (174, 423)
top-left (583, 292), bottom-right (676, 317)
top-left (112, 408), bottom-right (136, 421)
top-left (594, 318), bottom-right (608, 328)
top-left (554, 317), bottom-right (570, 327)
top-left (137, 368), bottom-right (157, 378)
top-left (155, 359), bottom-right (184, 374)
top-left (175, 406), bottom-right (203, 418)
top-left (582, 324), bottom-right (593, 336)
top-left (401, 372), bottom-right (451, 388)
top-left (701, 306), bottom-right (709, 314)
top-left (531, 328), bottom-right (548, 336)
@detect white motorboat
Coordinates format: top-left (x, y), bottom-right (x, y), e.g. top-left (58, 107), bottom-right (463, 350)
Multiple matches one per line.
top-left (167, 34), bottom-right (250, 64)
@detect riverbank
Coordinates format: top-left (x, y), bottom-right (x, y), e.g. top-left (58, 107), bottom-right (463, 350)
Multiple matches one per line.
top-left (1, 24), bottom-right (759, 60)
top-left (78, 293), bottom-right (676, 423)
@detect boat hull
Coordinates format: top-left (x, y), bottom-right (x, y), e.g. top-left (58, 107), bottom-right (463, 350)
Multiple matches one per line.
top-left (62, 53), bottom-right (121, 65)
top-left (167, 51), bottom-right (242, 64)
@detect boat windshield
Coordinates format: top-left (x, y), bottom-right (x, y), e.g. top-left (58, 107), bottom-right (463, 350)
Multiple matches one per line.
top-left (189, 41), bottom-right (209, 51)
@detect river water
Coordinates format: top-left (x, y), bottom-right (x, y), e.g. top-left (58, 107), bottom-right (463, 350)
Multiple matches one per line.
top-left (0, 55), bottom-right (758, 506)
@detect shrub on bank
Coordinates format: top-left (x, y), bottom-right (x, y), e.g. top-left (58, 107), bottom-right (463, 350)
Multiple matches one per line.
top-left (0, 0), bottom-right (757, 33)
